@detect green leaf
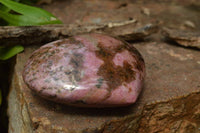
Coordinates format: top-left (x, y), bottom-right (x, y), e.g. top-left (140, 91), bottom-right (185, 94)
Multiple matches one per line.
top-left (18, 0), bottom-right (37, 5)
top-left (0, 0), bottom-right (62, 26)
top-left (0, 10), bottom-right (60, 26)
top-left (0, 45), bottom-right (24, 60)
top-left (0, 4), bottom-right (10, 12)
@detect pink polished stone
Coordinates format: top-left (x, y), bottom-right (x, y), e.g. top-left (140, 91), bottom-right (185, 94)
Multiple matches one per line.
top-left (23, 33), bottom-right (145, 107)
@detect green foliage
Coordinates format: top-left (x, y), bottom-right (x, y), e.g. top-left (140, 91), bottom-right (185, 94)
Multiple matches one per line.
top-left (0, 45), bottom-right (24, 60)
top-left (0, 0), bottom-right (63, 59)
top-left (0, 0), bottom-right (62, 26)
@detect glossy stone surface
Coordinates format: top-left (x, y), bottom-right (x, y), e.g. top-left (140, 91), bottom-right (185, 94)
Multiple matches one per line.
top-left (23, 33), bottom-right (145, 107)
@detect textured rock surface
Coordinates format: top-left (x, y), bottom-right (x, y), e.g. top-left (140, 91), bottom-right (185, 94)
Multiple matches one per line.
top-left (8, 42), bottom-right (200, 133)
top-left (0, 23), bottom-right (157, 47)
top-left (162, 28), bottom-right (200, 49)
top-left (23, 34), bottom-right (145, 107)
top-left (6, 0), bottom-right (200, 132)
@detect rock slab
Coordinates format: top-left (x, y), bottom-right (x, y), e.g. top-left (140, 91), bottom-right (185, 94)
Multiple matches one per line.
top-left (8, 41), bottom-right (200, 133)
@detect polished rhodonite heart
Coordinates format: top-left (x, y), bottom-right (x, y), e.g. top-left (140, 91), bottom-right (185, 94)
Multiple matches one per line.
top-left (23, 33), bottom-right (145, 107)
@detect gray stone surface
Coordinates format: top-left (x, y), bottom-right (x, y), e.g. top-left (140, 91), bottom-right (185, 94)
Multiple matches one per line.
top-left (8, 41), bottom-right (200, 133)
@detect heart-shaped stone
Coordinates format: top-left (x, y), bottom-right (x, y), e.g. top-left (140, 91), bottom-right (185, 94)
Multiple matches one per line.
top-left (23, 33), bottom-right (145, 107)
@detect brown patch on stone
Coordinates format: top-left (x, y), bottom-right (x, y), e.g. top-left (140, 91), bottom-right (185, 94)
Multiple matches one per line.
top-left (96, 43), bottom-right (136, 94)
top-left (124, 42), bottom-right (145, 72)
top-left (128, 88), bottom-right (132, 93)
